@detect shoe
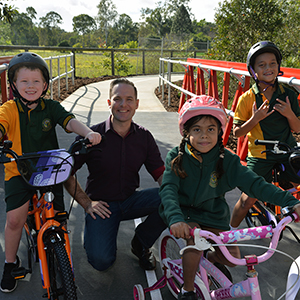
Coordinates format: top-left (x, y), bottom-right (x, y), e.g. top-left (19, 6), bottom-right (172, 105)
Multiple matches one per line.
top-left (178, 290), bottom-right (198, 300)
top-left (131, 234), bottom-right (156, 270)
top-left (0, 256), bottom-right (21, 293)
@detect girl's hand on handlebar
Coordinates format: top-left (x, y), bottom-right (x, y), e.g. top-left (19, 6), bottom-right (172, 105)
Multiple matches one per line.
top-left (170, 222), bottom-right (191, 239)
top-left (292, 203), bottom-right (300, 222)
top-left (85, 132), bottom-right (102, 146)
top-left (86, 200), bottom-right (111, 220)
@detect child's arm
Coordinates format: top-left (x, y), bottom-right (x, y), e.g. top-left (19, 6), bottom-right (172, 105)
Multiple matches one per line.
top-left (274, 96), bottom-right (300, 133)
top-left (66, 119), bottom-right (101, 145)
top-left (234, 100), bottom-right (274, 137)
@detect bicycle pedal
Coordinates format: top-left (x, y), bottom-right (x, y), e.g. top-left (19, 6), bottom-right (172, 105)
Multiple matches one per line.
top-left (11, 266), bottom-right (30, 279)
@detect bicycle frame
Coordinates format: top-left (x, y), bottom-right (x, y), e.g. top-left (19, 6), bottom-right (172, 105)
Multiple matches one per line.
top-left (135, 212), bottom-right (298, 300)
top-left (29, 192), bottom-right (73, 299)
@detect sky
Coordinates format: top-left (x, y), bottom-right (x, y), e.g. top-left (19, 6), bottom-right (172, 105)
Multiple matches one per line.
top-left (11, 0), bottom-right (222, 32)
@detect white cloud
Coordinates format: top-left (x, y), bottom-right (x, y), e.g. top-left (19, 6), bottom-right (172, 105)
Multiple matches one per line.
top-left (12, 0), bottom-right (221, 32)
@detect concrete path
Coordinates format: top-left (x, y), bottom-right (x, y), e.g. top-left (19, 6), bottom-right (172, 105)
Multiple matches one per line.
top-left (0, 74), bottom-right (300, 300)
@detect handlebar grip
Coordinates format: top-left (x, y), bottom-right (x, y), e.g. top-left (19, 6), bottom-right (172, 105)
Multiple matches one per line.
top-left (255, 139), bottom-right (279, 146)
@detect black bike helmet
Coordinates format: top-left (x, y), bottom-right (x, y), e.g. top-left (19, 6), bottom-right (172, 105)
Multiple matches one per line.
top-left (8, 52), bottom-right (50, 98)
top-left (246, 41), bottom-right (283, 79)
top-left (289, 151), bottom-right (300, 179)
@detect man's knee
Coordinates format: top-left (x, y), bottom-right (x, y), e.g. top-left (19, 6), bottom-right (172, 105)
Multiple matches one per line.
top-left (87, 251), bottom-right (116, 271)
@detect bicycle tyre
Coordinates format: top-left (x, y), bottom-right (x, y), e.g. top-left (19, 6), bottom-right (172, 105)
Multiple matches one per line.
top-left (158, 230), bottom-right (210, 299)
top-left (47, 240), bottom-right (77, 300)
top-left (245, 201), bottom-right (273, 228)
top-left (24, 215), bottom-right (38, 265)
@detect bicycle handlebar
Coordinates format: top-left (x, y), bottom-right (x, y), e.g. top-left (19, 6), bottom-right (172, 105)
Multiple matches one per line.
top-left (186, 209), bottom-right (298, 266)
top-left (254, 139), bottom-right (292, 154)
top-left (0, 139), bottom-right (93, 187)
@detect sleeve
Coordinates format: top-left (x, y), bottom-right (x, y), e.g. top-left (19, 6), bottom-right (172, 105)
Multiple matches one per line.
top-left (287, 88), bottom-right (300, 118)
top-left (144, 131), bottom-right (165, 181)
top-left (159, 148), bottom-right (186, 227)
top-left (233, 91), bottom-right (253, 125)
top-left (50, 100), bottom-right (75, 132)
top-left (225, 152), bottom-right (299, 208)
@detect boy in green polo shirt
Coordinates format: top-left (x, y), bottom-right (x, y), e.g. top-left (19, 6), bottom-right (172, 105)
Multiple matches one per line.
top-left (230, 41), bottom-right (300, 229)
top-left (0, 52), bottom-right (101, 293)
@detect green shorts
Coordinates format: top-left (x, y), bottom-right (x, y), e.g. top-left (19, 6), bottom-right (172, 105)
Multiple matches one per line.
top-left (246, 155), bottom-right (300, 184)
top-left (5, 176), bottom-right (65, 212)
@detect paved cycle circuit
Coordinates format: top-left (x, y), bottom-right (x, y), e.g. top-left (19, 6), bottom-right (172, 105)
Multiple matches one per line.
top-left (0, 75), bottom-right (300, 299)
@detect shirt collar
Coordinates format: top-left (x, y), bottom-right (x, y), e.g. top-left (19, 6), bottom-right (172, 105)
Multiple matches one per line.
top-left (252, 82), bottom-right (284, 96)
top-left (15, 97), bottom-right (45, 113)
top-left (105, 115), bottom-right (136, 135)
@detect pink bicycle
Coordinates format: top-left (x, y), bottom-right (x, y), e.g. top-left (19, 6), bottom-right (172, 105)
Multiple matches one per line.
top-left (133, 207), bottom-right (300, 300)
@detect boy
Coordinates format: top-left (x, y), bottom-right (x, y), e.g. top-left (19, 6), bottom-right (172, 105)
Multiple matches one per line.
top-left (0, 52), bottom-right (101, 293)
top-left (230, 41), bottom-right (300, 228)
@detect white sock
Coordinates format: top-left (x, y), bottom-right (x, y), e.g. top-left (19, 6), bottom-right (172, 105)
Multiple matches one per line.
top-left (182, 287), bottom-right (195, 294)
top-left (5, 259), bottom-right (17, 264)
top-left (229, 225), bottom-right (238, 231)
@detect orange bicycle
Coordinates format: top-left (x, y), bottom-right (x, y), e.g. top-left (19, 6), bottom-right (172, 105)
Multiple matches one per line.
top-left (245, 139), bottom-right (300, 243)
top-left (0, 138), bottom-right (91, 299)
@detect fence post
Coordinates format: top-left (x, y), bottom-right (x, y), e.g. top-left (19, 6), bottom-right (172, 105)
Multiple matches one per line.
top-left (0, 68), bottom-right (8, 103)
top-left (168, 60), bottom-right (171, 106)
top-left (72, 50), bottom-right (76, 78)
top-left (50, 58), bottom-right (53, 99)
top-left (58, 57), bottom-right (60, 98)
top-left (111, 49), bottom-right (115, 76)
top-left (159, 59), bottom-right (162, 92)
top-left (142, 50), bottom-right (146, 74)
top-left (65, 56), bottom-right (68, 92)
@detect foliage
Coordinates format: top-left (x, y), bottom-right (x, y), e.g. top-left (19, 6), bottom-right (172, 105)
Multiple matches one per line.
top-left (0, 1), bottom-right (17, 23)
top-left (102, 47), bottom-right (133, 75)
top-left (0, 21), bottom-right (12, 45)
top-left (96, 0), bottom-right (117, 46)
top-left (211, 0), bottom-right (284, 63)
top-left (73, 14), bottom-right (96, 35)
top-left (10, 12), bottom-right (39, 45)
top-left (171, 4), bottom-right (192, 36)
top-left (58, 40), bottom-right (71, 47)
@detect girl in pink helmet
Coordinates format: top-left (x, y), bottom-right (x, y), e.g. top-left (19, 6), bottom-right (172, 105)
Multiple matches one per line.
top-left (159, 95), bottom-right (300, 300)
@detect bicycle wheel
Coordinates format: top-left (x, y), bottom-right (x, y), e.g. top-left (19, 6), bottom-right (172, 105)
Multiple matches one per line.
top-left (245, 201), bottom-right (275, 228)
top-left (46, 240), bottom-right (77, 300)
top-left (24, 215), bottom-right (38, 265)
top-left (158, 230), bottom-right (210, 299)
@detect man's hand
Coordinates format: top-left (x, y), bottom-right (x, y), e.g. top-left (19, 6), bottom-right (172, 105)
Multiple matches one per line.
top-left (170, 222), bottom-right (191, 239)
top-left (86, 200), bottom-right (111, 220)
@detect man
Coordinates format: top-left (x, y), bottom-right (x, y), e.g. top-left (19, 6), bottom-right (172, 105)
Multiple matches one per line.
top-left (64, 78), bottom-right (166, 271)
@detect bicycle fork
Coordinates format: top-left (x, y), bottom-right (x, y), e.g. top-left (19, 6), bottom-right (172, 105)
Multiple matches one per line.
top-left (36, 193), bottom-right (74, 299)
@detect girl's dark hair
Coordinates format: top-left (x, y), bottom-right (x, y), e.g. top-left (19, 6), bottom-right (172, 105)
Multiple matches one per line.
top-left (171, 115), bottom-right (225, 179)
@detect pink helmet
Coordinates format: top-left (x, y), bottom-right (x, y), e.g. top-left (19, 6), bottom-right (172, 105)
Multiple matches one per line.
top-left (178, 95), bottom-right (227, 136)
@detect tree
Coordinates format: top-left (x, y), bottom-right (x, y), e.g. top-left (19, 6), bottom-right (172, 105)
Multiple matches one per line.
top-left (73, 14), bottom-right (96, 35)
top-left (171, 4), bottom-right (192, 36)
top-left (109, 14), bottom-right (138, 46)
top-left (39, 11), bottom-right (64, 46)
top-left (0, 1), bottom-right (17, 23)
top-left (0, 21), bottom-right (12, 45)
top-left (26, 6), bottom-right (37, 20)
top-left (96, 0), bottom-right (118, 46)
top-left (39, 11), bottom-right (63, 28)
top-left (10, 12), bottom-right (38, 45)
top-left (211, 0), bottom-right (284, 62)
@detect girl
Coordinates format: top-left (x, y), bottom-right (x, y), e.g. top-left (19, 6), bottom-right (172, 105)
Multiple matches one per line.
top-left (159, 95), bottom-right (300, 300)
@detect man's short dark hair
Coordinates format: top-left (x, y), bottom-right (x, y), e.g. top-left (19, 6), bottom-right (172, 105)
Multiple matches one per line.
top-left (109, 78), bottom-right (138, 99)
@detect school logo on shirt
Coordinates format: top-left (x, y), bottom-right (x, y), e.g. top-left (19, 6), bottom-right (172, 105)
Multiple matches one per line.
top-left (42, 118), bottom-right (52, 131)
top-left (209, 171), bottom-right (218, 188)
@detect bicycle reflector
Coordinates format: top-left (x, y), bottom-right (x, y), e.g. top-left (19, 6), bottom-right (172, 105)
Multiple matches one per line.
top-left (289, 152), bottom-right (300, 178)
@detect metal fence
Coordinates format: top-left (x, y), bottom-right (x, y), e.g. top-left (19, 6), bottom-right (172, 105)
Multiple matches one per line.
top-left (0, 45), bottom-right (207, 79)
